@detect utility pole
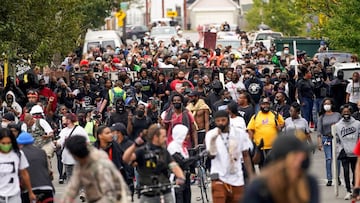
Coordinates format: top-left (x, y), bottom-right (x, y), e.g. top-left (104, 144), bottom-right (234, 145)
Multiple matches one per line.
top-left (183, 0), bottom-right (187, 30)
top-left (162, 0), bottom-right (165, 18)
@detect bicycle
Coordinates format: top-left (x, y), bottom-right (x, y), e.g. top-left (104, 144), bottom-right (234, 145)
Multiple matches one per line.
top-left (189, 144), bottom-right (210, 203)
top-left (137, 176), bottom-right (179, 203)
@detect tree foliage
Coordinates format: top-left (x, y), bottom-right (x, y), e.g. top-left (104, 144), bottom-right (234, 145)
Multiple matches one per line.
top-left (0, 0), bottom-right (112, 65)
top-left (245, 0), bottom-right (306, 36)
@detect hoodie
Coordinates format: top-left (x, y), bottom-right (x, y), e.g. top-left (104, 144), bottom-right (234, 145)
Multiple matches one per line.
top-left (2, 91), bottom-right (22, 116)
top-left (335, 117), bottom-right (360, 157)
top-left (167, 124), bottom-right (189, 158)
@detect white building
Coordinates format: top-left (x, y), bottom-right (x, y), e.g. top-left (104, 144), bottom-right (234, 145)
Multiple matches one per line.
top-left (149, 0), bottom-right (185, 28)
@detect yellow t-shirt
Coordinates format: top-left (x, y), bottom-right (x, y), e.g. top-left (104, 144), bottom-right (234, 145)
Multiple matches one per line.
top-left (247, 111), bottom-right (284, 150)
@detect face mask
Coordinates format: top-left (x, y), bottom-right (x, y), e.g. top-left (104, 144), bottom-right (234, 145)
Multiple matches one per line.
top-left (173, 103), bottom-right (182, 109)
top-left (343, 114), bottom-right (351, 121)
top-left (0, 144), bottom-right (12, 153)
top-left (276, 72), bottom-right (281, 78)
top-left (301, 156), bottom-right (310, 171)
top-left (260, 107), bottom-right (270, 113)
top-left (193, 80), bottom-right (198, 83)
top-left (178, 77), bottom-right (184, 80)
top-left (217, 124), bottom-right (227, 132)
top-left (224, 98), bottom-right (230, 103)
top-left (284, 50), bottom-right (289, 55)
top-left (113, 134), bottom-right (118, 141)
top-left (124, 83), bottom-right (130, 87)
top-left (323, 104), bottom-right (332, 112)
top-left (274, 99), bottom-right (279, 104)
top-left (281, 78), bottom-right (287, 82)
top-left (1, 122), bottom-right (8, 128)
top-left (7, 98), bottom-right (13, 104)
top-left (214, 88), bottom-right (222, 94)
top-left (137, 110), bottom-right (145, 117)
top-left (136, 89), bottom-right (141, 93)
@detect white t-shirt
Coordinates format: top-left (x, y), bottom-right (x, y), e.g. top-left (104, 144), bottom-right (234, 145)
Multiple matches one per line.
top-left (0, 150), bottom-right (29, 196)
top-left (225, 81), bottom-right (245, 101)
top-left (58, 126), bottom-right (89, 165)
top-left (205, 127), bottom-right (251, 186)
top-left (346, 81), bottom-right (360, 103)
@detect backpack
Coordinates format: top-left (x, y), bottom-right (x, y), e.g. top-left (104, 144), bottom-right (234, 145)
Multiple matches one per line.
top-left (111, 88), bottom-right (125, 106)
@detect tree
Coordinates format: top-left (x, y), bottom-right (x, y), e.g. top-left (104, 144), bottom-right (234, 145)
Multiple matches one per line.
top-left (245, 0), bottom-right (306, 36)
top-left (323, 0), bottom-right (360, 54)
top-left (0, 0), bottom-right (111, 65)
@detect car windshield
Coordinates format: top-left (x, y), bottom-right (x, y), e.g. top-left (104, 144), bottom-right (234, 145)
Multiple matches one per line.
top-left (256, 33), bottom-right (282, 40)
top-left (102, 40), bottom-right (115, 49)
top-left (217, 40), bottom-right (240, 49)
top-left (315, 53), bottom-right (352, 63)
top-left (87, 42), bottom-right (100, 51)
top-left (151, 27), bottom-right (176, 35)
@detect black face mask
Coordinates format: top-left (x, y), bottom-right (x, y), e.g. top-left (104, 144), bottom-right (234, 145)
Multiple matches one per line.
top-left (338, 74), bottom-right (344, 80)
top-left (116, 103), bottom-right (125, 113)
top-left (214, 88), bottom-right (222, 94)
top-left (173, 103), bottom-right (182, 109)
top-left (343, 114), bottom-right (351, 121)
top-left (301, 156), bottom-right (310, 171)
top-left (217, 124), bottom-right (227, 132)
top-left (136, 89), bottom-right (141, 93)
top-left (178, 77), bottom-right (184, 80)
top-left (260, 107), bottom-right (270, 113)
top-left (280, 78), bottom-right (286, 82)
top-left (137, 110), bottom-right (145, 117)
top-left (7, 98), bottom-right (13, 104)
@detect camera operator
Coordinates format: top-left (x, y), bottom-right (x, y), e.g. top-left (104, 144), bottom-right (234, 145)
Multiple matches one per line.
top-left (123, 124), bottom-right (185, 203)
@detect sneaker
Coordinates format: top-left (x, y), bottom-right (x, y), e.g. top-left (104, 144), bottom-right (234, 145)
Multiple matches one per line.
top-left (58, 178), bottom-right (64, 184)
top-left (80, 194), bottom-right (86, 202)
top-left (338, 177), bottom-right (341, 186)
top-left (326, 180), bottom-right (332, 186)
top-left (344, 192), bottom-right (352, 200)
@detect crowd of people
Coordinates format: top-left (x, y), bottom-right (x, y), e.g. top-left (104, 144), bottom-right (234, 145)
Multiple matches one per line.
top-left (1, 28), bottom-right (360, 203)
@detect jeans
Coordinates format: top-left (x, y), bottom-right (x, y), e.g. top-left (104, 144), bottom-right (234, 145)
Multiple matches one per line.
top-left (65, 164), bottom-right (74, 182)
top-left (56, 150), bottom-right (64, 179)
top-left (341, 157), bottom-right (357, 192)
top-left (175, 173), bottom-right (191, 203)
top-left (140, 192), bottom-right (174, 203)
top-left (313, 98), bottom-right (324, 129)
top-left (301, 97), bottom-right (313, 123)
top-left (322, 136), bottom-right (340, 181)
top-left (22, 189), bottom-right (53, 203)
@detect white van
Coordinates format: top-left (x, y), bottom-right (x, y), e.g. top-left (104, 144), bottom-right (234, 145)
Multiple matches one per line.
top-left (333, 62), bottom-right (360, 80)
top-left (82, 30), bottom-right (122, 55)
top-left (248, 30), bottom-right (283, 49)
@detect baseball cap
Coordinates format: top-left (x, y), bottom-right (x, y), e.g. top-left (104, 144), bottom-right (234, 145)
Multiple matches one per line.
top-left (16, 132), bottom-right (35, 145)
top-left (268, 135), bottom-right (315, 162)
top-left (110, 123), bottom-right (127, 136)
top-left (260, 97), bottom-right (271, 104)
top-left (188, 91), bottom-right (199, 97)
top-left (30, 105), bottom-right (44, 115)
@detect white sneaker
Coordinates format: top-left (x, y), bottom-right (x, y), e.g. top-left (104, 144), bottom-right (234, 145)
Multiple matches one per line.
top-left (344, 192), bottom-right (352, 200)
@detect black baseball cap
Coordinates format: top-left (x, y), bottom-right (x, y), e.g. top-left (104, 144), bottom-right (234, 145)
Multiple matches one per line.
top-left (188, 91), bottom-right (199, 97)
top-left (110, 123), bottom-right (127, 136)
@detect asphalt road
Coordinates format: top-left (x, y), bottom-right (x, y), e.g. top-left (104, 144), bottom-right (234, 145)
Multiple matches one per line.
top-left (51, 131), bottom-right (352, 203)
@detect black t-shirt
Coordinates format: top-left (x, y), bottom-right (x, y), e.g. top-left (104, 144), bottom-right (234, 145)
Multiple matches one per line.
top-left (135, 144), bottom-right (173, 187)
top-left (238, 105), bottom-right (255, 125)
top-left (296, 78), bottom-right (314, 99)
top-left (245, 78), bottom-right (264, 103)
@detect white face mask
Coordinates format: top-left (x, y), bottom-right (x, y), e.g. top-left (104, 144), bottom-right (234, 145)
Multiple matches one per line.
top-left (1, 122), bottom-right (8, 128)
top-left (324, 104), bottom-right (332, 112)
top-left (284, 50), bottom-right (289, 55)
top-left (276, 72), bottom-right (281, 78)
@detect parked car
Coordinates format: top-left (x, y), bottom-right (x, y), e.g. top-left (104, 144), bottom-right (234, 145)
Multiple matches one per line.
top-left (313, 52), bottom-right (353, 64)
top-left (333, 62), bottom-right (360, 80)
top-left (125, 25), bottom-right (149, 41)
top-left (82, 30), bottom-right (122, 55)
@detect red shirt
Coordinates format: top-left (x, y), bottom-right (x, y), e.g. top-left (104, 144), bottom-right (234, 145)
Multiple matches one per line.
top-left (163, 111), bottom-right (195, 148)
top-left (169, 79), bottom-right (194, 91)
top-left (39, 87), bottom-right (57, 112)
top-left (354, 140), bottom-right (360, 156)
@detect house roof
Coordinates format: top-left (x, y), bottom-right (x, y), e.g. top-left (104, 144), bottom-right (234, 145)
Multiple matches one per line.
top-left (188, 0), bottom-right (241, 11)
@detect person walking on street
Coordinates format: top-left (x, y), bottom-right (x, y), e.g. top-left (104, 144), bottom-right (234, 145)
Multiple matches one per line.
top-left (242, 135), bottom-right (319, 203)
top-left (296, 68), bottom-right (314, 124)
top-left (61, 135), bottom-right (129, 203)
top-left (0, 128), bottom-right (36, 203)
top-left (206, 110), bottom-right (254, 202)
top-left (247, 97), bottom-right (284, 167)
top-left (123, 124), bottom-right (186, 203)
top-left (334, 104), bottom-right (360, 200)
top-left (317, 98), bottom-right (342, 186)
top-left (283, 102), bottom-right (312, 143)
top-left (16, 132), bottom-right (54, 203)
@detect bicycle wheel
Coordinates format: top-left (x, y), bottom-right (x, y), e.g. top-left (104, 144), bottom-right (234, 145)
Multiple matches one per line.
top-left (198, 166), bottom-right (209, 202)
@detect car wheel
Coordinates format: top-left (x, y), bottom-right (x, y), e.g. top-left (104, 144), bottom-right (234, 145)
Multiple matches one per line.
top-left (131, 34), bottom-right (137, 41)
